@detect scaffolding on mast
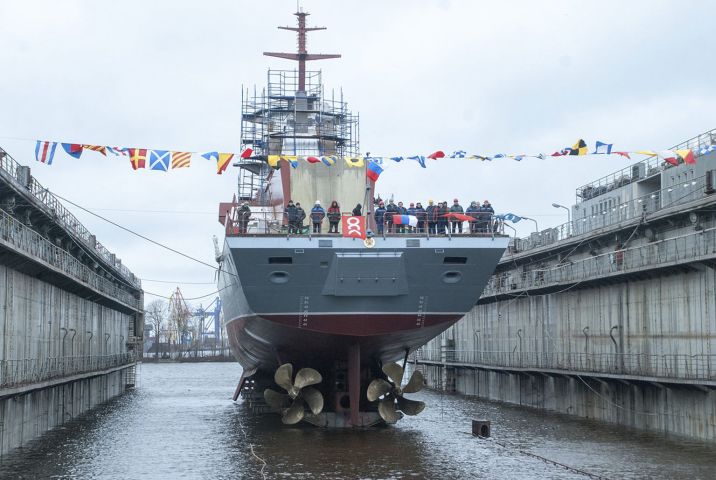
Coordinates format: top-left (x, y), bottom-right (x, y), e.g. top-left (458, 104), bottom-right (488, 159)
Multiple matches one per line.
top-left (236, 10), bottom-right (359, 205)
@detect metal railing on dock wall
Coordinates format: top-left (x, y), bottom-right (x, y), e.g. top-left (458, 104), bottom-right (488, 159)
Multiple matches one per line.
top-left (0, 353), bottom-right (135, 389)
top-left (0, 148), bottom-right (140, 288)
top-left (512, 174), bottom-right (712, 253)
top-left (484, 225), bottom-right (716, 298)
top-left (417, 349), bottom-right (716, 382)
top-left (0, 208), bottom-right (139, 308)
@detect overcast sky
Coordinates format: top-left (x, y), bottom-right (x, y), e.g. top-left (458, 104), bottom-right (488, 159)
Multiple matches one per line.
top-left (1, 0), bottom-right (714, 303)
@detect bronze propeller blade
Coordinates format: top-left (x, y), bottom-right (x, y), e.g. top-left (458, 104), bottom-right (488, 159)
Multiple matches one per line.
top-left (402, 369), bottom-right (424, 394)
top-left (264, 388), bottom-right (291, 409)
top-left (378, 396), bottom-right (404, 424)
top-left (301, 387), bottom-right (324, 415)
top-left (382, 362), bottom-right (405, 387)
top-left (282, 399), bottom-right (305, 425)
top-left (366, 378), bottom-right (392, 402)
top-left (294, 367), bottom-right (323, 389)
top-left (274, 363), bottom-right (294, 392)
top-left (397, 396), bottom-right (426, 416)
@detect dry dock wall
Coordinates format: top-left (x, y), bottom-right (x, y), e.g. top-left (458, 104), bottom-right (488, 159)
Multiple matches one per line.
top-left (0, 266), bottom-right (137, 455)
top-left (419, 266), bottom-right (716, 441)
top-left (0, 154), bottom-right (142, 457)
top-left (418, 204), bottom-right (716, 442)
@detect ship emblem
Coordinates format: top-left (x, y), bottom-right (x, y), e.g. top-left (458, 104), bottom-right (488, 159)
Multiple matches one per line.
top-left (364, 238), bottom-right (376, 248)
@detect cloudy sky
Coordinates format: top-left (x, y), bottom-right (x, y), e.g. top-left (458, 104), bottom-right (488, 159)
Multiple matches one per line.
top-left (1, 0), bottom-right (714, 303)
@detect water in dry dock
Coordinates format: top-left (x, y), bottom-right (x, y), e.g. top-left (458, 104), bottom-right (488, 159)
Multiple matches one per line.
top-left (1, 363), bottom-right (715, 479)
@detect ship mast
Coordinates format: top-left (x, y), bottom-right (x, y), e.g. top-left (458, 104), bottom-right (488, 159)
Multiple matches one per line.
top-left (263, 10), bottom-right (341, 92)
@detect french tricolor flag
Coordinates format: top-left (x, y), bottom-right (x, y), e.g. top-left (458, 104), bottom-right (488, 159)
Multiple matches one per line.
top-left (366, 160), bottom-right (383, 182)
top-left (392, 215), bottom-right (419, 227)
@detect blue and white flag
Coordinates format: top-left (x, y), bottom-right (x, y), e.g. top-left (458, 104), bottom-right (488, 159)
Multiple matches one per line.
top-left (407, 155), bottom-right (426, 168)
top-left (593, 141), bottom-right (613, 155)
top-left (389, 156), bottom-right (404, 162)
top-left (493, 153), bottom-right (506, 159)
top-left (201, 151), bottom-right (219, 162)
top-left (698, 145), bottom-right (716, 155)
top-left (148, 150), bottom-right (170, 172)
top-left (106, 147), bottom-right (128, 156)
top-left (497, 213), bottom-right (522, 223)
top-left (366, 156), bottom-right (384, 165)
top-left (511, 154), bottom-right (525, 161)
top-left (449, 150), bottom-right (466, 158)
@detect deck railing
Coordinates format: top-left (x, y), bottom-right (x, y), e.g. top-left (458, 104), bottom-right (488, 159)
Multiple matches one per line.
top-left (0, 207), bottom-right (140, 308)
top-left (0, 353), bottom-right (136, 389)
top-left (484, 225), bottom-right (716, 298)
top-left (575, 128), bottom-right (716, 201)
top-left (225, 208), bottom-right (505, 238)
top-left (510, 174), bottom-right (712, 254)
top-left (0, 147), bottom-right (140, 288)
top-left (416, 349), bottom-right (716, 382)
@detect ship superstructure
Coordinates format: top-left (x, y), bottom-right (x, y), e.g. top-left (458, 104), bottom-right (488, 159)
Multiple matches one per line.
top-left (217, 10), bottom-right (509, 427)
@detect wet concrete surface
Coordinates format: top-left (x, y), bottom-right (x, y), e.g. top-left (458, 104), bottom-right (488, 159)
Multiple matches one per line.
top-left (1, 362), bottom-right (715, 479)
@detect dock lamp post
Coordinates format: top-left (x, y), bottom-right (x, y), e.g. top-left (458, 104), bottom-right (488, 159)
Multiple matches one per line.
top-left (520, 216), bottom-right (539, 234)
top-left (552, 203), bottom-right (571, 235)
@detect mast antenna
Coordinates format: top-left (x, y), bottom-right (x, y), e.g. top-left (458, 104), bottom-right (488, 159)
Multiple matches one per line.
top-left (263, 10), bottom-right (341, 92)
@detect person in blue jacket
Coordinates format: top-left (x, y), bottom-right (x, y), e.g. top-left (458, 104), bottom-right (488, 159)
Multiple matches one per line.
top-left (310, 201), bottom-right (326, 233)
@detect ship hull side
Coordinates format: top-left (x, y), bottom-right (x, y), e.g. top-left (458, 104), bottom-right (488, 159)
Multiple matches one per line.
top-left (218, 235), bottom-right (508, 372)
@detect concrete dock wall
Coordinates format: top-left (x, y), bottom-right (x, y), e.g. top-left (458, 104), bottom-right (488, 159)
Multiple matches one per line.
top-left (0, 367), bottom-right (130, 456)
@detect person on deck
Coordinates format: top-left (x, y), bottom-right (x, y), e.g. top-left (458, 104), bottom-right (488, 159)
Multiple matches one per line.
top-left (374, 201), bottom-right (386, 234)
top-left (479, 200), bottom-right (494, 233)
top-left (310, 201), bottom-right (326, 233)
top-left (437, 201), bottom-right (449, 234)
top-left (385, 199), bottom-right (399, 233)
top-left (352, 204), bottom-right (362, 216)
top-left (327, 200), bottom-right (341, 233)
top-left (237, 202), bottom-right (251, 234)
top-left (426, 200), bottom-right (437, 234)
top-left (295, 202), bottom-right (306, 233)
top-left (466, 201), bottom-right (480, 233)
top-left (450, 198), bottom-right (464, 233)
top-left (285, 200), bottom-right (298, 234)
top-left (414, 202), bottom-right (426, 233)
top-left (407, 203), bottom-right (417, 233)
top-left (396, 201), bottom-right (408, 233)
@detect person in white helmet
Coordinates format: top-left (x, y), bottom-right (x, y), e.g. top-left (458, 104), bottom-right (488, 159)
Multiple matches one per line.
top-left (310, 201), bottom-right (326, 233)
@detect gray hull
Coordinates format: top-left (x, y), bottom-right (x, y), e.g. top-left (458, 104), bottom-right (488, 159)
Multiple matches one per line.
top-left (218, 235), bottom-right (508, 372)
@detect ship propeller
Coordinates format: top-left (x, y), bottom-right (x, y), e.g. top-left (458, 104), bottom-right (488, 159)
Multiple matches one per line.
top-left (367, 362), bottom-right (425, 424)
top-left (263, 363), bottom-right (324, 425)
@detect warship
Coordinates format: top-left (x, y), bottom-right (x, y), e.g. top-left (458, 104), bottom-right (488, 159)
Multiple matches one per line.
top-left (216, 10), bottom-right (508, 427)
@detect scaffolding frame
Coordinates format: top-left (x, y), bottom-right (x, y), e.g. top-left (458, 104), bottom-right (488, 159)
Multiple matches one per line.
top-left (237, 68), bottom-right (359, 204)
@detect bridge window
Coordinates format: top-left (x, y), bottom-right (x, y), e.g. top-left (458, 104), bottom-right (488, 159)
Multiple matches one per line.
top-left (268, 257), bottom-right (292, 264)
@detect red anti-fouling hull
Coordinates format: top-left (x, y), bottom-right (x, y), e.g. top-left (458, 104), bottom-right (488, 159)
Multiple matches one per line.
top-left (226, 313), bottom-right (461, 372)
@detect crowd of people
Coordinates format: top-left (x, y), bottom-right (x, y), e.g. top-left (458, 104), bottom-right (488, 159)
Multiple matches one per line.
top-left (373, 198), bottom-right (495, 234)
top-left (235, 198), bottom-right (496, 235)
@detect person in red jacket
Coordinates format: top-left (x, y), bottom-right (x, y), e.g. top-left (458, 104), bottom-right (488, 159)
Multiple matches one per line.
top-left (327, 200), bottom-right (341, 233)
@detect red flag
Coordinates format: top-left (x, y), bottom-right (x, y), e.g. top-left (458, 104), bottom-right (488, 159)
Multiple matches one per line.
top-left (442, 213), bottom-right (475, 222)
top-left (306, 156), bottom-right (321, 164)
top-left (341, 216), bottom-right (366, 239)
top-left (127, 148), bottom-right (147, 170)
top-left (614, 151), bottom-right (631, 159)
top-left (427, 150), bottom-right (445, 160)
top-left (551, 151), bottom-right (565, 157)
top-left (240, 148), bottom-right (253, 159)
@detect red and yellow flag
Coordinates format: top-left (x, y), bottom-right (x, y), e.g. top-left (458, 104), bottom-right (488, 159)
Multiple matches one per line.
top-left (217, 153), bottom-right (234, 174)
top-left (83, 145), bottom-right (107, 156)
top-left (171, 152), bottom-right (191, 169)
top-left (127, 148), bottom-right (147, 170)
